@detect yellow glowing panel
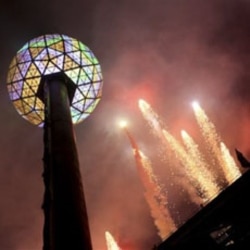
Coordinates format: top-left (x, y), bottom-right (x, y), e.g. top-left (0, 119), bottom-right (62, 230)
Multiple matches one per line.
top-left (22, 101), bottom-right (33, 113)
top-left (35, 98), bottom-right (44, 110)
top-left (26, 63), bottom-right (40, 78)
top-left (25, 78), bottom-right (40, 93)
top-left (29, 47), bottom-right (44, 58)
top-left (13, 99), bottom-right (25, 114)
top-left (50, 41), bottom-right (65, 52)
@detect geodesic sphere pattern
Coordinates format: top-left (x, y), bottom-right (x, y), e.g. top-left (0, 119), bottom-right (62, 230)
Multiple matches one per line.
top-left (6, 34), bottom-right (103, 127)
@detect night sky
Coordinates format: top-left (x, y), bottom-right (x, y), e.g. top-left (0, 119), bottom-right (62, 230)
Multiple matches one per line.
top-left (1, 0), bottom-right (250, 249)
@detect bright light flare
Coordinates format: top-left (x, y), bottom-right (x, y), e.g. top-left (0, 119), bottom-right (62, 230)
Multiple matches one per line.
top-left (138, 98), bottom-right (150, 111)
top-left (105, 231), bottom-right (120, 250)
top-left (191, 100), bottom-right (200, 112)
top-left (118, 120), bottom-right (128, 128)
top-left (181, 129), bottom-right (188, 138)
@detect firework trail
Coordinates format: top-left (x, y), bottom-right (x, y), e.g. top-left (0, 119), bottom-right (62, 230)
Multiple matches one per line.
top-left (192, 101), bottom-right (241, 185)
top-left (138, 99), bottom-right (205, 206)
top-left (181, 130), bottom-right (221, 201)
top-left (220, 142), bottom-right (242, 183)
top-left (138, 99), bottom-right (185, 177)
top-left (138, 99), bottom-right (163, 138)
top-left (139, 150), bottom-right (177, 238)
top-left (162, 129), bottom-right (210, 203)
top-left (105, 231), bottom-right (120, 250)
top-left (121, 123), bottom-right (176, 239)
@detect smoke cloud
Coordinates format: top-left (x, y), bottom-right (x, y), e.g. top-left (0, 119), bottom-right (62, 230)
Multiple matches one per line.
top-left (1, 0), bottom-right (250, 249)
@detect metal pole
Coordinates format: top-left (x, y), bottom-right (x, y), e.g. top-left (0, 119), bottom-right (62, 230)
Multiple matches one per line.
top-left (42, 75), bottom-right (92, 250)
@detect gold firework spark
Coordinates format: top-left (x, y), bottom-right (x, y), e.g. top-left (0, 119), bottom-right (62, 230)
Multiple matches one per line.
top-left (121, 122), bottom-right (176, 239)
top-left (105, 231), bottom-right (120, 250)
top-left (181, 130), bottom-right (221, 201)
top-left (162, 129), bottom-right (213, 203)
top-left (138, 99), bottom-right (163, 137)
top-left (138, 99), bottom-right (180, 175)
top-left (220, 142), bottom-right (242, 183)
top-left (192, 101), bottom-right (241, 185)
top-left (139, 150), bottom-right (177, 238)
top-left (138, 99), bottom-right (206, 204)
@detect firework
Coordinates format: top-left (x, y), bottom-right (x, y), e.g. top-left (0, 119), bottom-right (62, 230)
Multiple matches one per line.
top-left (162, 129), bottom-right (210, 203)
top-left (192, 101), bottom-right (241, 185)
top-left (105, 231), bottom-right (120, 250)
top-left (121, 122), bottom-right (176, 239)
top-left (138, 99), bottom-right (163, 138)
top-left (181, 130), bottom-right (221, 201)
top-left (220, 142), bottom-right (242, 183)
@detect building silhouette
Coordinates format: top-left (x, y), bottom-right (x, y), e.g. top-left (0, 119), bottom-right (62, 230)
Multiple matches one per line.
top-left (155, 168), bottom-right (250, 249)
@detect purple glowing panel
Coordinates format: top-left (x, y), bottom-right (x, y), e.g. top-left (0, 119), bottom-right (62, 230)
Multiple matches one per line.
top-left (6, 34), bottom-right (103, 127)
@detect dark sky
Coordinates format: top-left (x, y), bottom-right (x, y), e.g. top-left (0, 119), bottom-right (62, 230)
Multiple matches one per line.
top-left (1, 0), bottom-right (250, 249)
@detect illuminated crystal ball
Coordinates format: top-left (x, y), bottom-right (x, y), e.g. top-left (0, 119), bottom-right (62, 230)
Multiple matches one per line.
top-left (6, 34), bottom-right (103, 127)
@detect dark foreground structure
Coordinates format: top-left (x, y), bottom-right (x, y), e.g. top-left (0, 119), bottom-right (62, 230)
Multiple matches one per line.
top-left (156, 169), bottom-right (250, 250)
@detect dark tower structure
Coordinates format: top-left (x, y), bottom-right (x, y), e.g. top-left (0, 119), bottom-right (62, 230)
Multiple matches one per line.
top-left (6, 34), bottom-right (103, 250)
